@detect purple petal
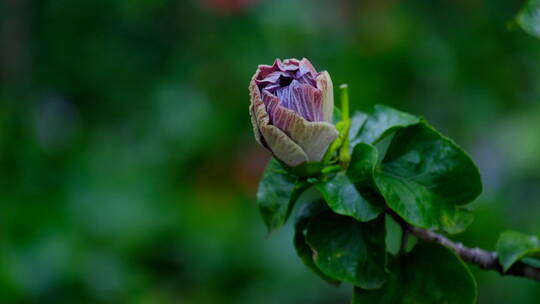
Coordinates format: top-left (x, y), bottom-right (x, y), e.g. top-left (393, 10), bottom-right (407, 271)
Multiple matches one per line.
top-left (280, 58), bottom-right (300, 70)
top-left (275, 80), bottom-right (323, 122)
top-left (257, 64), bottom-right (275, 80)
top-left (256, 70), bottom-right (296, 90)
top-left (298, 58), bottom-right (317, 78)
top-left (256, 58), bottom-right (325, 123)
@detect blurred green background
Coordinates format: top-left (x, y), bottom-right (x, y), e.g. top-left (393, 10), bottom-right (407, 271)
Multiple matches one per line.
top-left (1, 0), bottom-right (540, 303)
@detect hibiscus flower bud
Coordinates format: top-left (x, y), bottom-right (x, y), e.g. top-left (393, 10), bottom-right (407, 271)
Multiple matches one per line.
top-left (249, 58), bottom-right (338, 168)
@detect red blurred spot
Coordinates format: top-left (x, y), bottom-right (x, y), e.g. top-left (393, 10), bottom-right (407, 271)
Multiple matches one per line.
top-left (191, 141), bottom-right (269, 207)
top-left (198, 0), bottom-right (259, 14)
top-left (233, 145), bottom-right (271, 196)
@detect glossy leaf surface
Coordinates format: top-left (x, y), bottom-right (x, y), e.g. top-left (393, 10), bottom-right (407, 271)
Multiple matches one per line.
top-left (353, 243), bottom-right (477, 304)
top-left (306, 213), bottom-right (387, 289)
top-left (496, 230), bottom-right (540, 271)
top-left (257, 159), bottom-right (306, 230)
top-left (315, 171), bottom-right (382, 222)
top-left (293, 201), bottom-right (341, 284)
top-left (374, 123), bottom-right (481, 233)
top-left (353, 104), bottom-right (420, 145)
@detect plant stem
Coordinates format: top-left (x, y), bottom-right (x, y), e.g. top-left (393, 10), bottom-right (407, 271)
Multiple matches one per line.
top-left (390, 212), bottom-right (540, 282)
top-left (321, 164), bottom-right (343, 174)
top-left (339, 84), bottom-right (350, 165)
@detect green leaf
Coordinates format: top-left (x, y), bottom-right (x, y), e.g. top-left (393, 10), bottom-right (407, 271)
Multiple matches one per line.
top-left (347, 142), bottom-right (387, 208)
top-left (293, 201), bottom-right (341, 285)
top-left (353, 243), bottom-right (477, 304)
top-left (256, 159), bottom-right (307, 230)
top-left (374, 123), bottom-right (481, 233)
top-left (315, 171), bottom-right (382, 222)
top-left (348, 111), bottom-right (369, 143)
top-left (522, 257), bottom-right (540, 268)
top-left (352, 104), bottom-right (420, 146)
top-left (348, 142), bottom-right (378, 184)
top-left (517, 0), bottom-right (540, 39)
top-left (384, 215), bottom-right (403, 256)
top-left (294, 199), bottom-right (330, 230)
top-left (306, 213), bottom-right (387, 289)
top-left (496, 230), bottom-right (540, 271)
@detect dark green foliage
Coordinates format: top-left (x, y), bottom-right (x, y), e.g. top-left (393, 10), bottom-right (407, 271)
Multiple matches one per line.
top-left (257, 159), bottom-right (308, 230)
top-left (305, 213), bottom-right (387, 289)
top-left (293, 200), bottom-right (342, 285)
top-left (352, 243), bottom-right (477, 304)
top-left (348, 142), bottom-right (378, 184)
top-left (351, 104), bottom-right (420, 145)
top-left (496, 231), bottom-right (540, 271)
top-left (314, 172), bottom-right (382, 222)
top-left (375, 123), bottom-right (481, 233)
top-left (256, 104), bottom-right (488, 302)
top-left (348, 112), bottom-right (369, 144)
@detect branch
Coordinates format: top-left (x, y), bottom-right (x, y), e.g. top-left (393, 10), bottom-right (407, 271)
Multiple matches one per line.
top-left (391, 213), bottom-right (540, 282)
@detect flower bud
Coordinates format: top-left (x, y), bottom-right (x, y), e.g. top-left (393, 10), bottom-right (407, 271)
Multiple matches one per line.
top-left (249, 58), bottom-right (338, 168)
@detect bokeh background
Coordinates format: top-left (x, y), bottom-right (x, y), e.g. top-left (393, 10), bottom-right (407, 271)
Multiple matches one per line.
top-left (1, 0), bottom-right (540, 303)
